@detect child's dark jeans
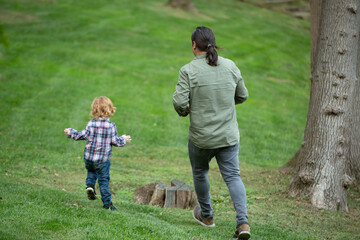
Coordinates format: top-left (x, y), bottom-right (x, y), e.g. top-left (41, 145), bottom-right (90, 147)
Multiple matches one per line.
top-left (84, 159), bottom-right (111, 205)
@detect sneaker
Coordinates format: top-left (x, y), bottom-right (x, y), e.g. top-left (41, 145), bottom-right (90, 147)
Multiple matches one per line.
top-left (233, 224), bottom-right (251, 239)
top-left (86, 186), bottom-right (97, 200)
top-left (103, 202), bottom-right (117, 211)
top-left (192, 205), bottom-right (215, 227)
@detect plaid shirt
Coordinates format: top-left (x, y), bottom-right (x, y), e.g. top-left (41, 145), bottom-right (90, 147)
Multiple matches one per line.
top-left (67, 118), bottom-right (126, 162)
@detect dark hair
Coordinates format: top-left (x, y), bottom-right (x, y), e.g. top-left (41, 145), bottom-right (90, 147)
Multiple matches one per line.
top-left (191, 26), bottom-right (219, 66)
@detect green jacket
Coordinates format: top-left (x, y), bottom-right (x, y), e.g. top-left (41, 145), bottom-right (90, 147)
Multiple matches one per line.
top-left (173, 53), bottom-right (248, 149)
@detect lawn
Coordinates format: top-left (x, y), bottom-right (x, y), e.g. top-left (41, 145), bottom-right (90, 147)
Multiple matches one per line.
top-left (0, 0), bottom-right (359, 239)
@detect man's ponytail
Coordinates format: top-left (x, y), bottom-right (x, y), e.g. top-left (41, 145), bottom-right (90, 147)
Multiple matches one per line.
top-left (191, 26), bottom-right (219, 66)
top-left (206, 44), bottom-right (218, 66)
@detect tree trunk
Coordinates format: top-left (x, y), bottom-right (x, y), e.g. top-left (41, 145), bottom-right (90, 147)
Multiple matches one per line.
top-left (350, 22), bottom-right (360, 188)
top-left (310, 0), bottom-right (322, 73)
top-left (288, 0), bottom-right (360, 211)
top-left (278, 0), bottom-right (322, 174)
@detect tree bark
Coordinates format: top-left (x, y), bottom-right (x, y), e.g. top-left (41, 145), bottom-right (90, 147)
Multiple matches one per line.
top-left (149, 184), bottom-right (167, 207)
top-left (350, 19), bottom-right (360, 188)
top-left (170, 179), bottom-right (197, 209)
top-left (175, 183), bottom-right (197, 208)
top-left (310, 0), bottom-right (323, 73)
top-left (133, 182), bottom-right (161, 204)
top-left (288, 0), bottom-right (360, 211)
top-left (164, 186), bottom-right (178, 208)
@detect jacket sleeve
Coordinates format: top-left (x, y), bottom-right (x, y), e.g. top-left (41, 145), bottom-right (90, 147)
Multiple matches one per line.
top-left (234, 67), bottom-right (249, 104)
top-left (110, 124), bottom-right (126, 147)
top-left (173, 67), bottom-right (190, 116)
top-left (67, 127), bottom-right (89, 141)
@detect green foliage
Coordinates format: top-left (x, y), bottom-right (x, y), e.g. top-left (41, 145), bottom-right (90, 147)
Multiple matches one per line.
top-left (0, 0), bottom-right (359, 239)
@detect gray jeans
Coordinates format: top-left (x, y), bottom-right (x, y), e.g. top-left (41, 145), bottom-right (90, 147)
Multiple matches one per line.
top-left (188, 140), bottom-right (249, 227)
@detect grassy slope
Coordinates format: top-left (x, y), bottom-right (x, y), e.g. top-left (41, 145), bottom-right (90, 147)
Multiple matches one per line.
top-left (0, 0), bottom-right (359, 239)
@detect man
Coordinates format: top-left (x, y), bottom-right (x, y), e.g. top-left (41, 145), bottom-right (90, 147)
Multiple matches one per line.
top-left (173, 26), bottom-right (250, 239)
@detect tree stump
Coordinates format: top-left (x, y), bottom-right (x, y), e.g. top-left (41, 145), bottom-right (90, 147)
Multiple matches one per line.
top-left (149, 183), bottom-right (167, 207)
top-left (164, 186), bottom-right (178, 208)
top-left (174, 182), bottom-right (197, 209)
top-left (133, 182), bottom-right (161, 204)
top-left (133, 179), bottom-right (197, 209)
top-left (170, 179), bottom-right (197, 209)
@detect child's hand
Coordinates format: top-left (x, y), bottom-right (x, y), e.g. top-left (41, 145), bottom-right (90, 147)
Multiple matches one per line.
top-left (64, 128), bottom-right (70, 135)
top-left (122, 135), bottom-right (131, 143)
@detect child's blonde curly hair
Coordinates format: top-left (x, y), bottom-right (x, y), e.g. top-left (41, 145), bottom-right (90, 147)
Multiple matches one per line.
top-left (91, 96), bottom-right (116, 119)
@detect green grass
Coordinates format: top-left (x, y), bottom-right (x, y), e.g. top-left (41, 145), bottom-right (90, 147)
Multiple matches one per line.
top-left (0, 0), bottom-right (359, 239)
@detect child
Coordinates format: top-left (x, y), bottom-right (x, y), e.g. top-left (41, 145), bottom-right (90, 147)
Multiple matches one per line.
top-left (64, 96), bottom-right (131, 210)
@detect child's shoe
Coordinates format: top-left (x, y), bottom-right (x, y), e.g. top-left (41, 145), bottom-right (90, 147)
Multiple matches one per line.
top-left (86, 186), bottom-right (97, 200)
top-left (103, 202), bottom-right (117, 210)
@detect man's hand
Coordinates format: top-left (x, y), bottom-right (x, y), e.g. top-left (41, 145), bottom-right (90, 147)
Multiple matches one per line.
top-left (182, 106), bottom-right (190, 117)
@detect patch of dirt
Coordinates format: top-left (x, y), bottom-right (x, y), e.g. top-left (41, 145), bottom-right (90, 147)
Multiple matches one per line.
top-left (241, 0), bottom-right (310, 21)
top-left (146, 2), bottom-right (216, 22)
top-left (0, 10), bottom-right (40, 24)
